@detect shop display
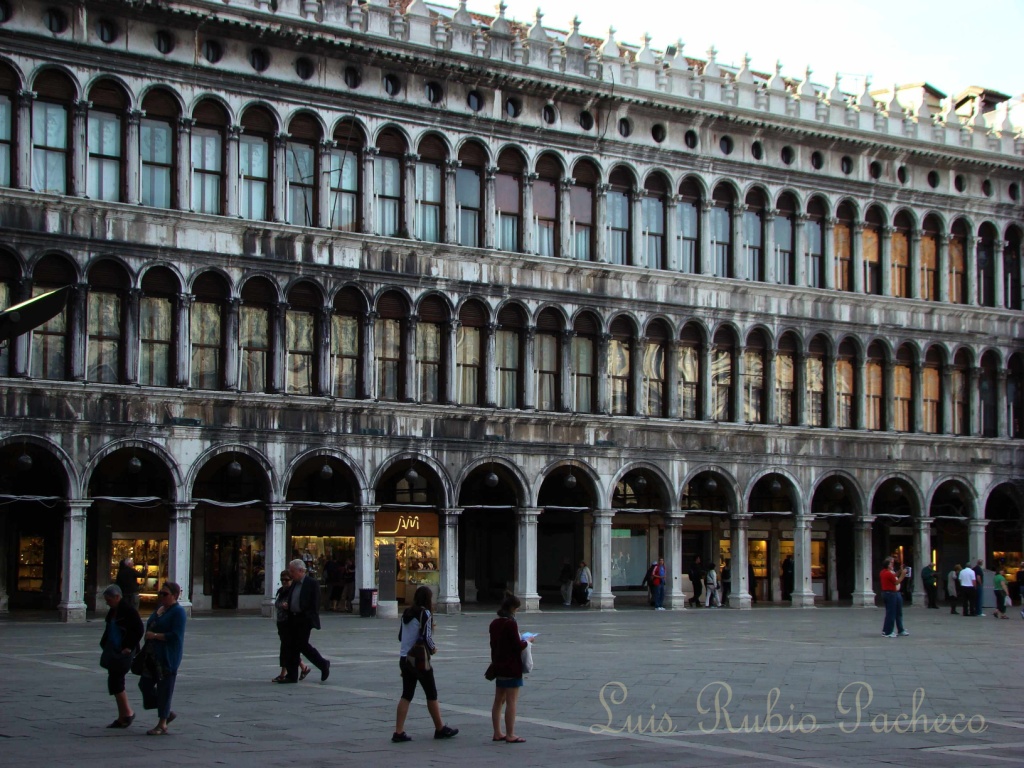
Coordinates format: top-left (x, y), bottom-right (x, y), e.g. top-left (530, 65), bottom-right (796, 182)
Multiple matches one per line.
top-left (375, 535), bottom-right (439, 602)
top-left (17, 536), bottom-right (44, 592)
top-left (110, 538), bottom-right (168, 597)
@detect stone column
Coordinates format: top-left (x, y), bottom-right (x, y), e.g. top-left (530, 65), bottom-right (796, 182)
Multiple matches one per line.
top-left (559, 177), bottom-right (573, 258)
top-left (883, 360), bottom-right (895, 432)
top-left (169, 502), bottom-right (195, 613)
top-left (912, 517), bottom-right (931, 608)
top-left (355, 504), bottom-right (378, 591)
top-left (71, 99), bottom-right (89, 197)
top-left (968, 520), bottom-right (987, 566)
top-left (768, 521), bottom-right (781, 602)
top-left (437, 508), bottom-right (462, 614)
top-left (225, 125), bottom-right (242, 218)
top-left (968, 366), bottom-right (981, 437)
top-left (912, 361), bottom-right (924, 433)
top-left (791, 514), bottom-right (816, 608)
top-left (273, 133), bottom-right (289, 222)
top-left (851, 222), bottom-right (865, 294)
top-left (826, 526), bottom-right (838, 601)
top-left (730, 204), bottom-right (743, 279)
top-left (937, 233), bottom-right (950, 304)
top-left (58, 500), bottom-right (91, 622)
top-left (666, 340), bottom-right (681, 419)
top-left (443, 319), bottom-right (458, 404)
top-left (700, 342), bottom-right (714, 420)
top-left (994, 239), bottom-right (1006, 308)
top-left (362, 310), bottom-right (377, 399)
top-left (515, 507), bottom-right (541, 611)
top-left (483, 322), bottom-right (497, 407)
top-left (11, 278), bottom-right (30, 377)
top-left (483, 166), bottom-right (498, 249)
top-left (361, 147), bottom-right (378, 234)
top-left (176, 117), bottom-right (194, 211)
top-left (15, 90), bottom-right (33, 190)
top-left (630, 336), bottom-right (644, 416)
top-left (596, 332), bottom-right (611, 415)
top-left (941, 364), bottom-right (954, 435)
top-left (125, 109), bottom-right (143, 205)
top-left (909, 230), bottom-right (921, 299)
top-left (444, 160), bottom-right (460, 244)
top-left (731, 513), bottom-right (752, 609)
top-left (823, 353), bottom-right (836, 428)
top-left (662, 512), bottom-right (686, 609)
top-left (630, 188), bottom-right (644, 267)
top-left (665, 196), bottom-right (680, 271)
top-left (522, 173), bottom-right (537, 254)
top-left (823, 216), bottom-right (836, 290)
top-left (560, 329), bottom-right (574, 412)
top-left (318, 139), bottom-right (335, 228)
top-left (733, 346), bottom-right (746, 423)
top-left (852, 516), bottom-right (876, 607)
top-left (764, 210), bottom-right (778, 284)
top-left (595, 183), bottom-right (609, 263)
top-left (223, 297), bottom-right (240, 391)
top-left (880, 225), bottom-right (893, 296)
top-left (794, 350), bottom-right (807, 425)
top-left (404, 315), bottom-right (418, 401)
top-left (793, 213), bottom-right (807, 286)
top-left (966, 235), bottom-right (978, 306)
top-left (261, 503), bottom-right (289, 617)
top-left (590, 509), bottom-right (615, 610)
top-left (854, 354), bottom-right (868, 430)
top-left (402, 152), bottom-right (418, 238)
top-left (997, 368), bottom-right (1009, 438)
top-left (124, 288), bottom-right (141, 385)
top-left (700, 200), bottom-right (714, 276)
top-left (522, 326), bottom-right (536, 410)
top-left (68, 282), bottom-right (88, 381)
top-left (176, 293), bottom-right (193, 387)
top-left (765, 348), bottom-right (777, 424)
top-left (316, 305), bottom-right (331, 396)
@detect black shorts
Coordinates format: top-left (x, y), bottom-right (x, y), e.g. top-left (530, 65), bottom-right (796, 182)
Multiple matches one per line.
top-left (107, 666), bottom-right (128, 696)
top-left (399, 660), bottom-right (438, 702)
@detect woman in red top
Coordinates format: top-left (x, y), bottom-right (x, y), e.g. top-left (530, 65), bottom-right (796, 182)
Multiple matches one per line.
top-left (880, 557), bottom-right (907, 637)
top-left (488, 594), bottom-right (533, 743)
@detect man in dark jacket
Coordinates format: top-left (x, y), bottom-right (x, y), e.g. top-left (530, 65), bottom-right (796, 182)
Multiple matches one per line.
top-left (973, 559), bottom-right (985, 616)
top-left (279, 559), bottom-right (330, 683)
top-left (115, 557), bottom-right (142, 610)
top-left (688, 556), bottom-right (704, 607)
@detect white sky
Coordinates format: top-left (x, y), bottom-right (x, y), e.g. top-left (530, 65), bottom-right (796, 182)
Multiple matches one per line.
top-left (493, 0), bottom-right (1023, 100)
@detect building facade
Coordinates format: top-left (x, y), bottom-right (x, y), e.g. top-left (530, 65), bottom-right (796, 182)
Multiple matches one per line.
top-left (0, 0), bottom-right (1021, 620)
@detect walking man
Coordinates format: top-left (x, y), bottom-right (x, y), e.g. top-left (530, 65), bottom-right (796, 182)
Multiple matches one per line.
top-left (281, 559), bottom-right (330, 683)
top-left (972, 559), bottom-right (985, 616)
top-left (688, 555), bottom-right (704, 607)
top-left (880, 557), bottom-right (909, 637)
top-left (958, 562), bottom-right (977, 617)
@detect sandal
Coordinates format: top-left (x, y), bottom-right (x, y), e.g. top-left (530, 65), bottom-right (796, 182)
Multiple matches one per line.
top-left (106, 714), bottom-right (134, 729)
top-left (272, 674), bottom-right (287, 683)
top-left (146, 726), bottom-right (168, 736)
top-left (300, 666), bottom-right (311, 681)
top-left (505, 736), bottom-right (526, 743)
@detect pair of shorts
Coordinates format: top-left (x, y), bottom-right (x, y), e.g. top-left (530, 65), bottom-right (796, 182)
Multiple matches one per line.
top-left (495, 676), bottom-right (523, 689)
top-left (399, 659), bottom-right (438, 701)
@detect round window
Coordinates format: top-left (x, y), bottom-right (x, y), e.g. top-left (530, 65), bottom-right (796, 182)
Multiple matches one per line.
top-left (869, 161), bottom-right (882, 179)
top-left (579, 110), bottom-right (594, 130)
top-left (383, 74), bottom-right (402, 97)
top-left (810, 151), bottom-right (823, 170)
top-left (841, 156), bottom-right (853, 175)
top-left (0, 1), bottom-right (12, 24)
top-left (425, 82), bottom-right (443, 104)
top-left (97, 18), bottom-right (117, 43)
top-left (505, 98), bottom-right (522, 118)
top-left (249, 48), bottom-right (270, 73)
top-left (751, 141), bottom-right (763, 160)
top-left (1011, 182), bottom-right (1020, 201)
top-left (982, 179), bottom-right (993, 197)
top-left (295, 57), bottom-right (314, 81)
top-left (541, 103), bottom-right (556, 124)
top-left (44, 7), bottom-right (67, 34)
top-left (781, 146), bottom-right (795, 165)
top-left (343, 66), bottom-right (361, 89)
top-left (683, 129), bottom-right (697, 148)
top-left (720, 136), bottom-right (734, 155)
top-left (617, 117), bottom-right (632, 137)
top-left (467, 90), bottom-right (483, 112)
top-left (155, 30), bottom-right (175, 55)
top-left (927, 170), bottom-right (940, 189)
top-left (954, 174), bottom-right (966, 193)
top-left (201, 39), bottom-right (222, 64)
top-left (897, 166), bottom-right (908, 184)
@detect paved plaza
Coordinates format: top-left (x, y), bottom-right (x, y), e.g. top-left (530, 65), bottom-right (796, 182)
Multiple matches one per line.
top-left (1, 603), bottom-right (1021, 767)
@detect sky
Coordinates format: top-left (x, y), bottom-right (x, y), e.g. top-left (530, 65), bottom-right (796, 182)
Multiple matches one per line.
top-left (492, 0), bottom-right (1022, 101)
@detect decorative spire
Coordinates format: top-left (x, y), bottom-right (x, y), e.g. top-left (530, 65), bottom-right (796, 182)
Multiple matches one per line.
top-left (452, 0), bottom-right (472, 26)
top-left (637, 32), bottom-right (656, 65)
top-left (768, 60), bottom-right (785, 91)
top-left (886, 83), bottom-right (902, 115)
top-left (565, 16), bottom-right (584, 50)
top-left (828, 72), bottom-right (843, 102)
top-left (798, 65), bottom-right (814, 97)
top-left (703, 45), bottom-right (719, 77)
top-left (599, 26), bottom-right (620, 58)
top-left (736, 52), bottom-right (753, 85)
top-left (940, 95), bottom-right (960, 126)
top-left (490, 1), bottom-right (511, 35)
top-left (527, 7), bottom-right (549, 42)
top-left (858, 76), bottom-right (875, 110)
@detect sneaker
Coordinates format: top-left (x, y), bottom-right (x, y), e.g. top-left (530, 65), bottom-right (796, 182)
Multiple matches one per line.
top-left (882, 632), bottom-right (897, 638)
top-left (897, 630), bottom-right (910, 636)
top-left (434, 725), bottom-right (459, 740)
top-left (392, 732), bottom-right (412, 743)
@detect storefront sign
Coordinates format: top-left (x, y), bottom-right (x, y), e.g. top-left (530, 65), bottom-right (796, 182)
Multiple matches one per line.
top-left (376, 510), bottom-right (438, 537)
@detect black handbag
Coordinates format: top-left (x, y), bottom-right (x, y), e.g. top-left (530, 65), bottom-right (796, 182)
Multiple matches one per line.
top-left (130, 643), bottom-right (161, 679)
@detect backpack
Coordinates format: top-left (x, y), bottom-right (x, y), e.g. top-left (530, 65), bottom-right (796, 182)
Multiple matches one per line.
top-left (650, 565), bottom-right (661, 586)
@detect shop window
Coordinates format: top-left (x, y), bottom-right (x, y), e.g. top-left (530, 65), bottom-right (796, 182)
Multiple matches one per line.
top-left (375, 512), bottom-right (438, 604)
top-left (287, 141), bottom-right (315, 226)
top-left (204, 534), bottom-right (265, 602)
top-left (611, 529), bottom-right (649, 588)
top-left (111, 538), bottom-right (168, 599)
top-left (18, 536), bottom-right (44, 592)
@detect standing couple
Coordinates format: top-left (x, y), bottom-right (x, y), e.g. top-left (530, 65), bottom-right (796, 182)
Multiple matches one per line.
top-left (273, 559), bottom-right (331, 684)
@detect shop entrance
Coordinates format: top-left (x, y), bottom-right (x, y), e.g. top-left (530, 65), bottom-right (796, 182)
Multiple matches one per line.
top-left (459, 509), bottom-right (515, 604)
top-left (204, 533), bottom-right (265, 609)
top-left (7, 504), bottom-right (63, 610)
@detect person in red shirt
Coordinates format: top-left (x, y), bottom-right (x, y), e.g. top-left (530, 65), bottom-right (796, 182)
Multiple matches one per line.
top-left (880, 557), bottom-right (908, 637)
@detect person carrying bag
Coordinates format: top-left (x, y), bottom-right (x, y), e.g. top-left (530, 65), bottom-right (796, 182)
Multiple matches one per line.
top-left (99, 584), bottom-right (144, 729)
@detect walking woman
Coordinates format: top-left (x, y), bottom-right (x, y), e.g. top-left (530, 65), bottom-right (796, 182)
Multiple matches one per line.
top-left (489, 593), bottom-right (534, 743)
top-left (993, 568), bottom-right (1010, 619)
top-left (272, 570), bottom-right (310, 682)
top-left (140, 581), bottom-right (187, 735)
top-left (99, 584), bottom-right (144, 728)
top-left (392, 586), bottom-right (458, 743)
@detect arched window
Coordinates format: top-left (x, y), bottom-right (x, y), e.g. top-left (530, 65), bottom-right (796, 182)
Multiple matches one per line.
top-left (949, 219), bottom-right (967, 304)
top-left (642, 174), bottom-right (668, 270)
top-left (140, 89), bottom-right (179, 209)
top-left (951, 350), bottom-right (970, 435)
top-left (286, 281), bottom-right (320, 395)
top-left (642, 320), bottom-right (668, 417)
top-left (572, 312), bottom-right (598, 413)
top-left (920, 215), bottom-right (940, 302)
top-left (806, 198), bottom-right (826, 288)
top-left (1005, 227), bottom-right (1022, 310)
top-left (711, 327), bottom-right (734, 421)
top-left (190, 271), bottom-right (227, 390)
top-left (496, 303), bottom-right (524, 408)
top-left (894, 345), bottom-right (913, 432)
top-left (415, 134), bottom-right (445, 242)
top-left (606, 167), bottom-right (633, 266)
top-left (835, 339), bottom-right (856, 429)
top-left (239, 106), bottom-right (275, 221)
top-left (922, 347), bottom-right (942, 434)
top-left (678, 323), bottom-right (702, 419)
top-left (891, 211), bottom-right (911, 299)
top-left (608, 316), bottom-right (634, 415)
top-left (330, 121), bottom-right (363, 232)
top-left (535, 308), bottom-right (562, 411)
top-left (1009, 354), bottom-right (1024, 438)
top-left (239, 277), bottom-right (274, 393)
top-left (677, 178), bottom-right (701, 273)
top-left (139, 266), bottom-right (179, 386)
top-left (456, 141), bottom-right (486, 247)
top-left (775, 333), bottom-right (796, 425)
top-left (865, 341), bottom-right (885, 431)
top-left (456, 299), bottom-right (485, 405)
top-left (286, 114), bottom-right (321, 227)
top-left (31, 70), bottom-right (74, 194)
top-left (87, 80), bottom-right (127, 202)
top-left (87, 260), bottom-right (127, 383)
top-left (711, 185), bottom-right (733, 278)
top-left (775, 193), bottom-right (797, 285)
top-left (375, 128), bottom-right (406, 237)
top-left (806, 335), bottom-right (826, 427)
top-left (863, 207), bottom-right (883, 295)
top-left (980, 352), bottom-right (998, 437)
top-left (191, 99), bottom-right (227, 215)
top-left (416, 295), bottom-right (448, 403)
top-left (570, 160), bottom-right (598, 261)
top-left (331, 286), bottom-right (365, 398)
top-left (30, 254), bottom-right (74, 379)
top-left (743, 330), bottom-right (766, 423)
top-left (375, 291), bottom-right (407, 401)
top-left (977, 223), bottom-right (998, 307)
top-left (534, 154), bottom-right (562, 258)
top-left (834, 201), bottom-right (855, 291)
top-left (0, 63), bottom-right (16, 187)
top-left (743, 189), bottom-right (766, 282)
top-left (496, 148), bottom-right (525, 252)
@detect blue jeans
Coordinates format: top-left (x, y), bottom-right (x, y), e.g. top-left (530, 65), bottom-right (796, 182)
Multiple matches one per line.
top-left (139, 671), bottom-right (177, 719)
top-left (653, 584), bottom-right (665, 608)
top-left (882, 591), bottom-right (904, 634)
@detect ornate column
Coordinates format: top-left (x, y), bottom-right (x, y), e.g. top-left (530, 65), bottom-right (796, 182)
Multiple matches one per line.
top-left (318, 139), bottom-right (335, 228)
top-left (404, 314), bottom-right (418, 401)
top-left (733, 345), bottom-right (746, 423)
top-left (997, 368), bottom-right (1009, 438)
top-left (483, 165), bottom-right (498, 248)
top-left (273, 133), bottom-right (289, 223)
top-left (852, 515), bottom-right (876, 607)
top-left (316, 304), bottom-right (332, 396)
top-left (361, 310), bottom-right (377, 399)
top-left (175, 293), bottom-right (193, 388)
top-left (596, 332), bottom-right (611, 415)
top-left (700, 341), bottom-right (714, 420)
top-left (402, 152), bottom-right (418, 238)
top-left (823, 216), bottom-right (836, 290)
top-left (225, 124), bottom-right (242, 218)
top-left (909, 230), bottom-right (922, 299)
top-left (666, 340), bottom-right (681, 419)
top-left (58, 500), bottom-right (91, 622)
top-left (912, 361), bottom-right (925, 434)
top-left (968, 366), bottom-right (981, 437)
top-left (443, 319), bottom-right (459, 404)
top-left (589, 509), bottom-right (615, 609)
top-left (630, 188), bottom-right (644, 267)
top-left (223, 297), bottom-right (240, 391)
top-left (940, 364), bottom-right (954, 435)
top-left (880, 225), bottom-right (893, 296)
top-left (522, 326), bottom-right (537, 410)
top-left (124, 288), bottom-right (141, 385)
top-left (791, 514), bottom-right (816, 608)
top-left (443, 159), bottom-right (460, 244)
top-left (361, 147), bottom-right (378, 234)
top-left (664, 512), bottom-right (686, 609)
top-left (355, 505), bottom-right (378, 592)
top-left (730, 204), bottom-right (743, 279)
top-left (765, 348), bottom-right (777, 424)
top-left (883, 359), bottom-right (896, 431)
top-left (700, 200), bottom-right (714, 276)
top-left (731, 513), bottom-right (752, 609)
top-left (437, 508), bottom-right (462, 614)
top-left (176, 117), bottom-right (194, 211)
top-left (559, 177), bottom-right (573, 258)
top-left (169, 502), bottom-right (195, 613)
top-left (968, 519), bottom-right (987, 567)
top-left (71, 99), bottom-right (89, 197)
top-left (630, 336), bottom-right (644, 415)
top-left (560, 329), bottom-right (574, 412)
top-left (515, 507), bottom-right (541, 611)
top-left (937, 233), bottom-right (950, 303)
top-left (823, 353), bottom-right (836, 428)
top-left (10, 278), bottom-right (30, 377)
top-left (912, 517), bottom-right (931, 608)
top-left (15, 90), bottom-right (33, 189)
top-left (522, 172), bottom-right (537, 254)
top-left (794, 350), bottom-right (807, 426)
top-left (994, 238), bottom-right (1006, 308)
top-left (854, 354), bottom-right (868, 430)
top-left (851, 222), bottom-right (865, 294)
top-left (125, 109), bottom-right (143, 205)
top-left (764, 210), bottom-right (777, 284)
top-left (594, 183), bottom-right (610, 263)
top-left (483, 322), bottom-right (497, 407)
top-left (665, 196), bottom-right (680, 271)
top-left (793, 213), bottom-right (807, 286)
top-left (262, 503), bottom-right (289, 617)
top-left (68, 282), bottom-right (88, 381)
top-left (966, 234), bottom-right (978, 306)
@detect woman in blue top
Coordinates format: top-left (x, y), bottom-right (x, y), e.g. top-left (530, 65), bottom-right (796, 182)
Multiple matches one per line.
top-left (139, 581), bottom-right (187, 735)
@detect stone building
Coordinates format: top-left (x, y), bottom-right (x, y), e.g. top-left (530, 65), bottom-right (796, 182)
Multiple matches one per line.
top-left (0, 0), bottom-right (1021, 621)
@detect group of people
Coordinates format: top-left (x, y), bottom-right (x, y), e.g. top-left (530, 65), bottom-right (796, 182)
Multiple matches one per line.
top-left (946, 560), bottom-right (1018, 619)
top-left (559, 560), bottom-right (593, 606)
top-left (391, 587), bottom-right (534, 744)
top-left (100, 580), bottom-right (187, 735)
top-left (686, 556), bottom-right (729, 608)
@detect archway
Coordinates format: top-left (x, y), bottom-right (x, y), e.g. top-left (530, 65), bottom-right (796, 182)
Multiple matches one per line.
top-left (871, 478), bottom-right (918, 602)
top-left (985, 482), bottom-right (1023, 601)
top-left (537, 463), bottom-right (597, 605)
top-left (811, 476), bottom-right (857, 601)
top-left (457, 463), bottom-right (519, 604)
top-left (681, 471), bottom-right (731, 604)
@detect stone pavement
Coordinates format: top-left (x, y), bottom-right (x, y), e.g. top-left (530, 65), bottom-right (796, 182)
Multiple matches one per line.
top-left (1, 603), bottom-right (1022, 767)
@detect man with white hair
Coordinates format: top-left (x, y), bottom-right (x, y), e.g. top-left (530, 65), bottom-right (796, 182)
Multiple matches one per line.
top-left (277, 559), bottom-right (330, 684)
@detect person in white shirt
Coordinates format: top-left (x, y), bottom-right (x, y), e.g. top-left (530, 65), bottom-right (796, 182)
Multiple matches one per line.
top-left (958, 564), bottom-right (977, 617)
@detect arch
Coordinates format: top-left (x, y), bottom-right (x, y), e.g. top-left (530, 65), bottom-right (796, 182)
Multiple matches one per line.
top-left (534, 151), bottom-right (565, 178)
top-left (869, 475), bottom-right (923, 519)
top-left (30, 66), bottom-right (79, 100)
top-left (187, 443), bottom-right (277, 502)
top-left (84, 438), bottom-right (182, 502)
top-left (372, 451), bottom-right (454, 509)
top-left (681, 466), bottom-right (739, 516)
top-left (86, 256), bottom-right (132, 288)
top-left (374, 287), bottom-right (413, 316)
top-left (570, 157), bottom-right (601, 184)
top-left (535, 304), bottom-right (568, 332)
top-left (535, 458), bottom-right (600, 509)
top-left (190, 95), bottom-right (232, 125)
top-left (456, 137), bottom-right (491, 166)
top-left (286, 110), bottom-right (326, 142)
top-left (496, 145), bottom-right (528, 172)
top-left (139, 85), bottom-right (185, 117)
top-left (283, 449), bottom-right (365, 506)
top-left (416, 291), bottom-right (454, 322)
top-left (608, 462), bottom-right (673, 511)
top-left (0, 58), bottom-right (26, 92)
top-left (85, 76), bottom-right (131, 110)
top-left (240, 274), bottom-right (281, 304)
top-left (373, 124), bottom-right (411, 153)
top-left (0, 434), bottom-right (78, 498)
top-left (456, 456), bottom-right (531, 509)
top-left (332, 283), bottom-right (370, 313)
top-left (745, 468), bottom-right (804, 516)
top-left (416, 130), bottom-right (451, 162)
top-left (810, 472), bottom-right (866, 518)
top-left (286, 278), bottom-right (325, 307)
